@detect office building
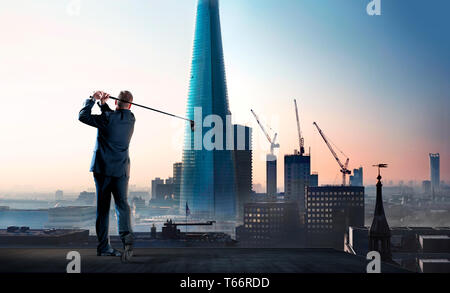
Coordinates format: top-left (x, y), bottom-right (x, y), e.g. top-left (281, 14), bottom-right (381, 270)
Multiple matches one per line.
top-left (233, 125), bottom-right (252, 224)
top-left (151, 178), bottom-right (164, 200)
top-left (151, 178), bottom-right (174, 202)
top-left (180, 0), bottom-right (236, 219)
top-left (349, 167), bottom-right (363, 186)
top-left (284, 154), bottom-right (311, 213)
top-left (236, 201), bottom-right (302, 247)
top-left (430, 153), bottom-right (440, 192)
top-left (306, 185), bottom-right (364, 249)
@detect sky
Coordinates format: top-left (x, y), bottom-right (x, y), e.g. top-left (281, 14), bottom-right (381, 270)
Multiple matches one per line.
top-left (0, 0), bottom-right (449, 194)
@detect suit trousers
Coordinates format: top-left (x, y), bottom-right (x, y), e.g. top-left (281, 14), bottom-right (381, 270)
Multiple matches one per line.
top-left (93, 173), bottom-right (134, 253)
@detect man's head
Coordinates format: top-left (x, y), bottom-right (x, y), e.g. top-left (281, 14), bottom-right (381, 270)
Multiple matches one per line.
top-left (116, 90), bottom-right (133, 110)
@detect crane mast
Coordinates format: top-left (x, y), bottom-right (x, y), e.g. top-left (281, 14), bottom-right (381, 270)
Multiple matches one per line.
top-left (313, 122), bottom-right (351, 185)
top-left (251, 109), bottom-right (280, 155)
top-left (294, 99), bottom-right (305, 155)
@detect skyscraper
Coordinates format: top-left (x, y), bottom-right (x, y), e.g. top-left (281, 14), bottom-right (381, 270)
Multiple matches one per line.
top-left (266, 156), bottom-right (277, 197)
top-left (284, 154), bottom-right (311, 213)
top-left (233, 125), bottom-right (252, 224)
top-left (180, 0), bottom-right (236, 219)
top-left (429, 153), bottom-right (440, 192)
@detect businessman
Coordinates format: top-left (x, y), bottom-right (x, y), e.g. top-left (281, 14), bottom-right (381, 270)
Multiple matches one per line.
top-left (79, 90), bottom-right (135, 262)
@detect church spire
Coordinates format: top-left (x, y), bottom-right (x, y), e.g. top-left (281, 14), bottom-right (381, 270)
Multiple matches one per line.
top-left (369, 164), bottom-right (393, 262)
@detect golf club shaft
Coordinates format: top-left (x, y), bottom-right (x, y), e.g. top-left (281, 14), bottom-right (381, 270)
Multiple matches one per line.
top-left (103, 96), bottom-right (193, 124)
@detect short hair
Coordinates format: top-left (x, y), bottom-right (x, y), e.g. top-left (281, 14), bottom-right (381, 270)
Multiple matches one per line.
top-left (117, 91), bottom-right (133, 109)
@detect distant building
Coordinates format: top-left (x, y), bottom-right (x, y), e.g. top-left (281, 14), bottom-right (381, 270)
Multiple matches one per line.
top-left (151, 178), bottom-right (164, 200)
top-left (76, 191), bottom-right (95, 206)
top-left (236, 201), bottom-right (302, 247)
top-left (150, 178), bottom-right (175, 204)
top-left (310, 173), bottom-right (319, 187)
top-left (284, 154), bottom-right (311, 214)
top-left (47, 206), bottom-right (96, 229)
top-left (346, 226), bottom-right (450, 273)
top-left (173, 162), bottom-right (182, 207)
top-left (306, 185), bottom-right (365, 249)
top-left (233, 125), bottom-right (252, 224)
top-left (129, 191), bottom-right (150, 202)
top-left (430, 153), bottom-right (440, 192)
top-left (55, 190), bottom-right (63, 201)
top-left (349, 167), bottom-right (363, 187)
top-left (266, 155), bottom-right (277, 198)
top-left (422, 180), bottom-right (431, 194)
top-left (131, 197), bottom-right (146, 210)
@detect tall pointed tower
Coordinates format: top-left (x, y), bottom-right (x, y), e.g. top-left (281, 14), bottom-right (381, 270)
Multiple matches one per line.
top-left (369, 164), bottom-right (393, 262)
top-left (180, 0), bottom-right (236, 220)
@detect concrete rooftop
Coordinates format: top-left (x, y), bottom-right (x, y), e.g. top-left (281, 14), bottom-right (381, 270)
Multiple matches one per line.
top-left (0, 248), bottom-right (408, 273)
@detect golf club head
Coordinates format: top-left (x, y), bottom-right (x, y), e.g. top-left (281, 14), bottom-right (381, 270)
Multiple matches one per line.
top-left (190, 121), bottom-right (195, 132)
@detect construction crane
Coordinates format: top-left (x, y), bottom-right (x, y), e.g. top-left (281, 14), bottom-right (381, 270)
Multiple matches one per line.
top-left (294, 99), bottom-right (305, 155)
top-left (313, 122), bottom-right (351, 186)
top-left (251, 109), bottom-right (280, 155)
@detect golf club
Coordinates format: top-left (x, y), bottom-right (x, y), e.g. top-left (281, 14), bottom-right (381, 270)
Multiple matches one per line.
top-left (91, 96), bottom-right (195, 131)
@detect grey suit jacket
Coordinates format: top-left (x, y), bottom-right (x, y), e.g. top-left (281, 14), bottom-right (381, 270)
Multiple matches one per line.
top-left (79, 98), bottom-right (135, 177)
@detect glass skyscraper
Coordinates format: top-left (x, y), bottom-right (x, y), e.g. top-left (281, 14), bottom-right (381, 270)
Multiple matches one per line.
top-left (180, 0), bottom-right (236, 220)
top-left (429, 153), bottom-right (440, 192)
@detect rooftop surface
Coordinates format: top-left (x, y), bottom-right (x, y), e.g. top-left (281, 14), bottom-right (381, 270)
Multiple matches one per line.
top-left (0, 248), bottom-right (408, 273)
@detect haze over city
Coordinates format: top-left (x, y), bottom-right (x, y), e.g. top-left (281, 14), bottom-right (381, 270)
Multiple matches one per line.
top-left (0, 0), bottom-right (449, 194)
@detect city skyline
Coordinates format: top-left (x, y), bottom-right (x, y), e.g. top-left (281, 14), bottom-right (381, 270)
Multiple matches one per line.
top-left (0, 0), bottom-right (449, 194)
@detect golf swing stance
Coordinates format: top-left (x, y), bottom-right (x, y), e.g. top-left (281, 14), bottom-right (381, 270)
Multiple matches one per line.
top-left (79, 90), bottom-right (135, 262)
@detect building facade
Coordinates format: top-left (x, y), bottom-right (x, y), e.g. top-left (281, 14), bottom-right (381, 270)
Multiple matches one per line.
top-left (236, 201), bottom-right (302, 247)
top-left (180, 0), bottom-right (236, 219)
top-left (306, 185), bottom-right (365, 249)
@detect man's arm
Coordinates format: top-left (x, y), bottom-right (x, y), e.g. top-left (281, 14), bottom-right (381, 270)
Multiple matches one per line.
top-left (98, 101), bottom-right (114, 113)
top-left (78, 96), bottom-right (109, 129)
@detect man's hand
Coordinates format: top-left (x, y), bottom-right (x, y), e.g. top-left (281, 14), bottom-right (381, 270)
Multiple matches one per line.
top-left (92, 91), bottom-right (103, 100)
top-left (92, 91), bottom-right (110, 105)
top-left (100, 92), bottom-right (110, 105)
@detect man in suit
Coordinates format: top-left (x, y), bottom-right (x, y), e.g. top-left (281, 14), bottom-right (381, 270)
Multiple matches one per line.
top-left (79, 90), bottom-right (135, 261)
